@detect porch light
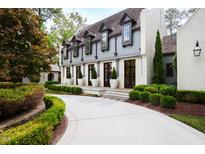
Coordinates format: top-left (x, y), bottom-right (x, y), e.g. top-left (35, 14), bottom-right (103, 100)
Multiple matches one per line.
top-left (193, 40), bottom-right (202, 56)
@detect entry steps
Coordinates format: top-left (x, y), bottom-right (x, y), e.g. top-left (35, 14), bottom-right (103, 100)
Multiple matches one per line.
top-left (102, 89), bottom-right (130, 101)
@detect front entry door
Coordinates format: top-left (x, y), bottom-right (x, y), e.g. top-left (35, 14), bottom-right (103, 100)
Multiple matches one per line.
top-left (124, 60), bottom-right (135, 88)
top-left (88, 64), bottom-right (94, 86)
top-left (76, 66), bottom-right (81, 85)
top-left (104, 62), bottom-right (112, 87)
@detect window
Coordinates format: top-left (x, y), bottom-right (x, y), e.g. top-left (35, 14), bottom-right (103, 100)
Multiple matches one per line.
top-left (166, 63), bottom-right (174, 77)
top-left (101, 31), bottom-right (109, 51)
top-left (73, 45), bottom-right (79, 57)
top-left (66, 49), bottom-right (69, 59)
top-left (85, 37), bottom-right (92, 55)
top-left (122, 22), bottom-right (132, 46)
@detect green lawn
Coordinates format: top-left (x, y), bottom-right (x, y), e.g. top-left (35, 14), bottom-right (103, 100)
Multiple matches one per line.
top-left (170, 114), bottom-right (205, 134)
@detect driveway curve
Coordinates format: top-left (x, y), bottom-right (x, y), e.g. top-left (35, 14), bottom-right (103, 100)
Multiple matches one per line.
top-left (54, 95), bottom-right (205, 145)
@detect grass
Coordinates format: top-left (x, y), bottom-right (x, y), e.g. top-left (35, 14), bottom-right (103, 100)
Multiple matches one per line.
top-left (170, 114), bottom-right (205, 134)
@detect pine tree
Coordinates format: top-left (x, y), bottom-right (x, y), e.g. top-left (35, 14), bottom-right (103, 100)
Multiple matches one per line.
top-left (152, 31), bottom-right (165, 84)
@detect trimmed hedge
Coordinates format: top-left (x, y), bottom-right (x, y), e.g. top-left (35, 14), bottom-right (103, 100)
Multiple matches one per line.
top-left (47, 84), bottom-right (82, 95)
top-left (0, 85), bottom-right (44, 120)
top-left (0, 82), bottom-right (26, 89)
top-left (133, 84), bottom-right (147, 91)
top-left (160, 95), bottom-right (176, 108)
top-left (150, 93), bottom-right (162, 106)
top-left (177, 90), bottom-right (205, 104)
top-left (129, 90), bottom-right (140, 100)
top-left (139, 91), bottom-right (150, 102)
top-left (44, 81), bottom-right (59, 88)
top-left (159, 85), bottom-right (176, 97)
top-left (144, 86), bottom-right (158, 93)
top-left (0, 96), bottom-right (65, 145)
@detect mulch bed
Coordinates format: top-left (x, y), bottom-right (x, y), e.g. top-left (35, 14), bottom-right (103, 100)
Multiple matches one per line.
top-left (126, 100), bottom-right (205, 116)
top-left (49, 115), bottom-right (68, 145)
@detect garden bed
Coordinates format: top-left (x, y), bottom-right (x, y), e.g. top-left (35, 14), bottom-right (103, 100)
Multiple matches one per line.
top-left (0, 96), bottom-right (65, 145)
top-left (126, 100), bottom-right (205, 116)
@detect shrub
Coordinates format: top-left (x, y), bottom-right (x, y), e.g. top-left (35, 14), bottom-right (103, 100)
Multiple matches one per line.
top-left (160, 95), bottom-right (176, 108)
top-left (129, 90), bottom-right (140, 100)
top-left (91, 67), bottom-right (97, 79)
top-left (0, 85), bottom-right (44, 120)
top-left (44, 81), bottom-right (59, 88)
top-left (133, 84), bottom-right (147, 91)
top-left (111, 67), bottom-right (117, 79)
top-left (139, 91), bottom-right (150, 102)
top-left (150, 93), bottom-right (162, 106)
top-left (176, 90), bottom-right (205, 104)
top-left (144, 86), bottom-right (158, 93)
top-left (47, 84), bottom-right (82, 95)
top-left (159, 85), bottom-right (176, 97)
top-left (0, 82), bottom-right (25, 89)
top-left (0, 96), bottom-right (65, 145)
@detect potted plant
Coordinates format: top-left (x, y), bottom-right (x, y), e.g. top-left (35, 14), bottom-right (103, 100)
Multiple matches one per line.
top-left (66, 70), bottom-right (73, 85)
top-left (77, 70), bottom-right (85, 86)
top-left (110, 67), bottom-right (119, 88)
top-left (91, 67), bottom-right (99, 87)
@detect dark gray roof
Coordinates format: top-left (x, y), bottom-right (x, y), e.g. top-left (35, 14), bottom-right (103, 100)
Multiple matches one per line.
top-left (67, 8), bottom-right (144, 46)
top-left (162, 34), bottom-right (177, 54)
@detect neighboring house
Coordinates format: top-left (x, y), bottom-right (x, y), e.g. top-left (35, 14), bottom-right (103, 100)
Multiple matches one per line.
top-left (162, 34), bottom-right (177, 85)
top-left (60, 8), bottom-right (167, 88)
top-left (177, 9), bottom-right (205, 90)
top-left (39, 64), bottom-right (60, 83)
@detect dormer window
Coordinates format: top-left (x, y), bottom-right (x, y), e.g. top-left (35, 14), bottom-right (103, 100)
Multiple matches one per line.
top-left (85, 37), bottom-right (92, 55)
top-left (73, 44), bottom-right (79, 57)
top-left (101, 31), bottom-right (109, 51)
top-left (122, 22), bottom-right (132, 46)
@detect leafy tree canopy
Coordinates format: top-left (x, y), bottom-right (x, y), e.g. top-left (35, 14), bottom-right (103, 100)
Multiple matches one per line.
top-left (0, 9), bottom-right (57, 82)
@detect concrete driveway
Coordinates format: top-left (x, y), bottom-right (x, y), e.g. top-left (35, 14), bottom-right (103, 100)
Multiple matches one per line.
top-left (55, 95), bottom-right (205, 145)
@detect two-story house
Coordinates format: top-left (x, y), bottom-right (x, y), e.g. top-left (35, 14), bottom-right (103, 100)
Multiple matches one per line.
top-left (60, 8), bottom-right (167, 89)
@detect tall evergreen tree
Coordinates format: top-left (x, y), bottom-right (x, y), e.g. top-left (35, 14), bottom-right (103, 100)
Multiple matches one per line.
top-left (152, 31), bottom-right (165, 84)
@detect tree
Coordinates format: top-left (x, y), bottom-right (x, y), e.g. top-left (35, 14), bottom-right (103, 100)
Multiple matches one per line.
top-left (32, 8), bottom-right (63, 26)
top-left (91, 67), bottom-right (97, 79)
top-left (173, 53), bottom-right (177, 73)
top-left (111, 67), bottom-right (117, 79)
top-left (152, 31), bottom-right (165, 84)
top-left (0, 9), bottom-right (56, 82)
top-left (165, 8), bottom-right (197, 35)
top-left (49, 12), bottom-right (87, 48)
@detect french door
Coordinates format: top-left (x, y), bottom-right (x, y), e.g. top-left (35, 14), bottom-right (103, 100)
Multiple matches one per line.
top-left (76, 66), bottom-right (81, 85)
top-left (104, 62), bottom-right (112, 87)
top-left (88, 64), bottom-right (94, 86)
top-left (124, 60), bottom-right (135, 88)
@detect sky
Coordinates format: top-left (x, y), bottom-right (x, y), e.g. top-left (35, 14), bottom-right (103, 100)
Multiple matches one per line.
top-left (46, 8), bottom-right (124, 31)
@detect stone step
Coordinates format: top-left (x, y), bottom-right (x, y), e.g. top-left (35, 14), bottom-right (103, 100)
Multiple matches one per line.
top-left (103, 91), bottom-right (129, 96)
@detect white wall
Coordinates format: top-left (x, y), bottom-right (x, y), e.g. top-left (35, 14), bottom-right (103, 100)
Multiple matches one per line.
top-left (140, 8), bottom-right (167, 84)
top-left (177, 9), bottom-right (205, 90)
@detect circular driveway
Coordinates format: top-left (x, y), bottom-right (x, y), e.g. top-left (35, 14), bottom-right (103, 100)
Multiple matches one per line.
top-left (55, 95), bottom-right (205, 145)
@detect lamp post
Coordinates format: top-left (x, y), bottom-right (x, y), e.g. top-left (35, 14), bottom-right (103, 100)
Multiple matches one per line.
top-left (193, 40), bottom-right (202, 56)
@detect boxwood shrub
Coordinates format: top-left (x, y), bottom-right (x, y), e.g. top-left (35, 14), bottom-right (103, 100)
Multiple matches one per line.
top-left (159, 85), bottom-right (176, 97)
top-left (160, 95), bottom-right (176, 108)
top-left (44, 81), bottom-right (59, 88)
top-left (144, 86), bottom-right (158, 93)
top-left (47, 84), bottom-right (82, 95)
top-left (149, 93), bottom-right (162, 106)
top-left (176, 90), bottom-right (205, 104)
top-left (129, 90), bottom-right (140, 100)
top-left (0, 85), bottom-right (44, 121)
top-left (139, 91), bottom-right (150, 102)
top-left (0, 96), bottom-right (65, 145)
top-left (133, 84), bottom-right (147, 91)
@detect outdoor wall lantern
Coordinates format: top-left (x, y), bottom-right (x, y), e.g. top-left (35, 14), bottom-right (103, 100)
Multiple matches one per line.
top-left (193, 40), bottom-right (202, 56)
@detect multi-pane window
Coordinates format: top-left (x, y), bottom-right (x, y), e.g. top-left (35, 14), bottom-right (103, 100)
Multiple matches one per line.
top-left (166, 63), bottom-right (174, 77)
top-left (85, 37), bottom-right (92, 55)
top-left (101, 31), bottom-right (109, 51)
top-left (122, 22), bottom-right (132, 45)
top-left (73, 45), bottom-right (79, 57)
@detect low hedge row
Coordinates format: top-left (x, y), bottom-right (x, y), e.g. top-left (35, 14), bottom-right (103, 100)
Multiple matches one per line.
top-left (0, 96), bottom-right (65, 145)
top-left (44, 81), bottom-right (59, 88)
top-left (129, 90), bottom-right (176, 108)
top-left (177, 90), bottom-right (205, 104)
top-left (0, 85), bottom-right (44, 120)
top-left (133, 84), bottom-right (176, 97)
top-left (0, 82), bottom-right (25, 89)
top-left (47, 84), bottom-right (82, 95)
